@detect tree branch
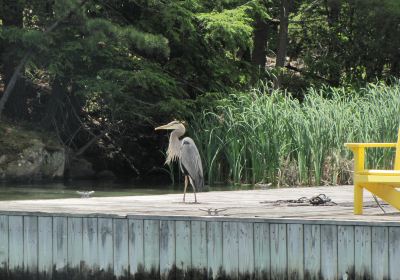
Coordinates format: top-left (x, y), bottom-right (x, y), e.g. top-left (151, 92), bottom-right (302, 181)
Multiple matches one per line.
top-left (75, 130), bottom-right (108, 157)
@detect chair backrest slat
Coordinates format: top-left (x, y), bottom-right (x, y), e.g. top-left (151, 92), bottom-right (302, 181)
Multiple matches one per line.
top-left (395, 128), bottom-right (400, 170)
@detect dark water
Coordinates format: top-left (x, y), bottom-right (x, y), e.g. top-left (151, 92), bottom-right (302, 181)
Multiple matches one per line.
top-left (0, 181), bottom-right (255, 201)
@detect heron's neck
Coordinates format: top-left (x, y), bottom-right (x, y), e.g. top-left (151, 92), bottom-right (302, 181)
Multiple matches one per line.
top-left (166, 127), bottom-right (185, 165)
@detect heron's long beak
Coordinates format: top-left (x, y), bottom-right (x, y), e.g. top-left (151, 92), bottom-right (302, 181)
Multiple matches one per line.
top-left (155, 124), bottom-right (172, 131)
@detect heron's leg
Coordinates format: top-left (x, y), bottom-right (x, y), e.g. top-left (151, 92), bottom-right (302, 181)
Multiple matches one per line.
top-left (190, 182), bottom-right (197, 203)
top-left (183, 176), bottom-right (188, 202)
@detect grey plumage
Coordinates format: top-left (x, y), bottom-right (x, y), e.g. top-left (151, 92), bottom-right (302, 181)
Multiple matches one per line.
top-left (180, 137), bottom-right (204, 192)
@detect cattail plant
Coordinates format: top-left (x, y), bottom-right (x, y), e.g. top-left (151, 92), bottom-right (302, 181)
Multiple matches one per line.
top-left (190, 81), bottom-right (400, 187)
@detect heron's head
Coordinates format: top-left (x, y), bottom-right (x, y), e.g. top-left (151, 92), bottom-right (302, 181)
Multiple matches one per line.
top-left (154, 120), bottom-right (185, 131)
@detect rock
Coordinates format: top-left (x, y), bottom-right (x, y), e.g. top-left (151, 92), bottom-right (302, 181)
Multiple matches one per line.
top-left (0, 122), bottom-right (66, 182)
top-left (1, 139), bottom-right (65, 181)
top-left (96, 170), bottom-right (116, 180)
top-left (0, 155), bottom-right (7, 165)
top-left (67, 158), bottom-right (96, 179)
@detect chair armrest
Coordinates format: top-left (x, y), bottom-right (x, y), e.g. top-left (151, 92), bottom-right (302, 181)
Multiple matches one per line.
top-left (345, 143), bottom-right (397, 172)
top-left (345, 143), bottom-right (397, 149)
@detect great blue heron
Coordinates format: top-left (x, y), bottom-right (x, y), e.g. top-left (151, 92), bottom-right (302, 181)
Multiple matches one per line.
top-left (155, 120), bottom-right (204, 203)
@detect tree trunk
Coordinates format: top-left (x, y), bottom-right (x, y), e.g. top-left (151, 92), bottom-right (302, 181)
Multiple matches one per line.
top-left (326, 0), bottom-right (341, 25)
top-left (251, 17), bottom-right (269, 68)
top-left (326, 0), bottom-right (341, 86)
top-left (275, 0), bottom-right (291, 88)
top-left (390, 52), bottom-right (400, 77)
top-left (276, 0), bottom-right (291, 68)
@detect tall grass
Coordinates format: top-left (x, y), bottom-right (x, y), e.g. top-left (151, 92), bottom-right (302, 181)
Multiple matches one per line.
top-left (190, 81), bottom-right (400, 186)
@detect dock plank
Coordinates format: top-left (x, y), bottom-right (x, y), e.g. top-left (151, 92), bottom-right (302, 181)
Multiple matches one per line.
top-left (287, 224), bottom-right (303, 280)
top-left (254, 223), bottom-right (270, 280)
top-left (371, 226), bottom-right (389, 279)
top-left (270, 223), bottom-right (287, 280)
top-left (223, 222), bottom-right (239, 279)
top-left (304, 224), bottom-right (321, 279)
top-left (144, 220), bottom-right (160, 274)
top-left (191, 221), bottom-right (207, 271)
top-left (207, 221), bottom-right (223, 279)
top-left (53, 216), bottom-right (68, 272)
top-left (355, 226), bottom-right (372, 278)
top-left (9, 216), bottom-right (23, 271)
top-left (176, 220), bottom-right (191, 272)
top-left (128, 219), bottom-right (144, 275)
top-left (38, 217), bottom-right (52, 278)
top-left (238, 222), bottom-right (254, 278)
top-left (23, 216), bottom-right (38, 274)
top-left (321, 225), bottom-right (337, 280)
top-left (113, 218), bottom-right (129, 277)
top-left (0, 215), bottom-right (8, 269)
top-left (337, 225), bottom-right (355, 279)
top-left (98, 218), bottom-right (113, 273)
top-left (67, 217), bottom-right (82, 271)
top-left (160, 220), bottom-right (175, 279)
top-left (82, 217), bottom-right (98, 272)
top-left (389, 227), bottom-right (400, 280)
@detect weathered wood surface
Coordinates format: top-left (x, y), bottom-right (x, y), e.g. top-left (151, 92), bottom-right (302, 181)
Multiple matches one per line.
top-left (355, 226), bottom-right (372, 278)
top-left (389, 227), bottom-right (400, 280)
top-left (0, 186), bottom-right (399, 224)
top-left (0, 186), bottom-right (398, 279)
top-left (113, 218), bottom-right (129, 277)
top-left (222, 222), bottom-right (239, 279)
top-left (8, 215), bottom-right (23, 270)
top-left (0, 215), bottom-right (398, 279)
top-left (98, 218), bottom-right (113, 273)
top-left (304, 224), bottom-right (321, 279)
top-left (160, 220), bottom-right (175, 279)
top-left (270, 223), bottom-right (287, 280)
top-left (38, 216), bottom-right (53, 276)
top-left (67, 217), bottom-right (82, 270)
top-left (175, 220), bottom-right (191, 272)
top-left (0, 215), bottom-right (8, 268)
top-left (191, 221), bottom-right (207, 270)
top-left (254, 222), bottom-right (270, 279)
top-left (321, 225), bottom-right (338, 280)
top-left (82, 217), bottom-right (98, 271)
top-left (53, 216), bottom-right (68, 272)
top-left (337, 225), bottom-right (355, 279)
top-left (144, 219), bottom-right (160, 274)
top-left (207, 221), bottom-right (223, 279)
top-left (128, 219), bottom-right (144, 275)
top-left (287, 224), bottom-right (303, 280)
top-left (23, 216), bottom-right (38, 273)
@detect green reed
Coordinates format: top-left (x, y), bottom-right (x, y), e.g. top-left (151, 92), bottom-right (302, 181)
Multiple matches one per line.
top-left (190, 81), bottom-right (400, 186)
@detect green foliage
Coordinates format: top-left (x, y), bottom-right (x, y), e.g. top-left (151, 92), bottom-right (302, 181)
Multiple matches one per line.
top-left (197, 5), bottom-right (254, 50)
top-left (288, 0), bottom-right (400, 86)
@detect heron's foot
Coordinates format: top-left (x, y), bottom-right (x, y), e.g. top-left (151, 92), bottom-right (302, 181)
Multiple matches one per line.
top-left (189, 201), bottom-right (200, 204)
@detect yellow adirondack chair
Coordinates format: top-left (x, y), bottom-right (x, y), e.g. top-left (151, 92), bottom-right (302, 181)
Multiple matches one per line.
top-left (345, 129), bottom-right (400, 214)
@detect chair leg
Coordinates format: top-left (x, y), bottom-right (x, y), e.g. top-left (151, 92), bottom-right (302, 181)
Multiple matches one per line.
top-left (354, 183), bottom-right (363, 215)
top-left (365, 184), bottom-right (400, 211)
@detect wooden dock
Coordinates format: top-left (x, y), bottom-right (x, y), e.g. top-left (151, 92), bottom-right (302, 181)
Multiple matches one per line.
top-left (0, 185), bottom-right (399, 279)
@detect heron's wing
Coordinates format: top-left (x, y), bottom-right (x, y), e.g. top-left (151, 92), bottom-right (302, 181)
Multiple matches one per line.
top-left (180, 137), bottom-right (204, 191)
